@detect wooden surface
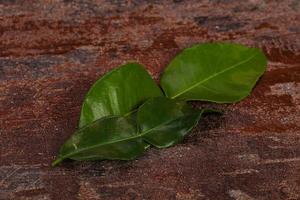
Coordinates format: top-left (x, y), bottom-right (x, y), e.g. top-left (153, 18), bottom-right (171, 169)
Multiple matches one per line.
top-left (1, 0), bottom-right (300, 199)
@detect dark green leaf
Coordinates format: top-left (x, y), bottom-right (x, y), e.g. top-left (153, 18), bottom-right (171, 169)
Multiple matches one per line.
top-left (160, 43), bottom-right (267, 103)
top-left (52, 97), bottom-right (216, 166)
top-left (137, 96), bottom-right (202, 148)
top-left (79, 62), bottom-right (163, 128)
top-left (52, 115), bottom-right (150, 166)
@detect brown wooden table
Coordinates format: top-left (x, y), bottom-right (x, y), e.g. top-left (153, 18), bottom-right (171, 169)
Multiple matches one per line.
top-left (1, 1), bottom-right (300, 199)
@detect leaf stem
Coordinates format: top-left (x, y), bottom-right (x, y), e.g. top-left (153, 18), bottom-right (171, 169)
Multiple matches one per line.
top-left (52, 157), bottom-right (64, 167)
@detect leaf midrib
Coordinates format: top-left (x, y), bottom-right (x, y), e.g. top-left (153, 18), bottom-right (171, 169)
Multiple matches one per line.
top-left (59, 116), bottom-right (187, 160)
top-left (170, 52), bottom-right (259, 99)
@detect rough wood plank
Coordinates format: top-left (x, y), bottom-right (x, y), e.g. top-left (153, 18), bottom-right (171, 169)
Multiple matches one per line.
top-left (1, 0), bottom-right (300, 199)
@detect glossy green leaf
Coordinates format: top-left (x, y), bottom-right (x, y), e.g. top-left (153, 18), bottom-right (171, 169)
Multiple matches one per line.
top-left (52, 97), bottom-right (217, 166)
top-left (137, 96), bottom-right (204, 148)
top-left (52, 115), bottom-right (150, 166)
top-left (79, 62), bottom-right (163, 128)
top-left (160, 43), bottom-right (267, 103)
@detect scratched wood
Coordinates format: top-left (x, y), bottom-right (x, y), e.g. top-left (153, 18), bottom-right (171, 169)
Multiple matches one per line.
top-left (1, 0), bottom-right (300, 199)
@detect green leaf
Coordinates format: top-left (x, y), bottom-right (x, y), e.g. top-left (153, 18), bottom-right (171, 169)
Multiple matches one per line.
top-left (137, 96), bottom-right (203, 148)
top-left (160, 43), bottom-right (267, 103)
top-left (52, 115), bottom-right (150, 166)
top-left (52, 97), bottom-right (215, 166)
top-left (79, 62), bottom-right (163, 128)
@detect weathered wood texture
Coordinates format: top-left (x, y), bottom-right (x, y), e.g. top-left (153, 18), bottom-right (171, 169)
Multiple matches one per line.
top-left (1, 0), bottom-right (300, 199)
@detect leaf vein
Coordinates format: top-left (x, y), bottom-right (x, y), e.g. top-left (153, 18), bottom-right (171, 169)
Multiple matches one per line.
top-left (170, 52), bottom-right (259, 99)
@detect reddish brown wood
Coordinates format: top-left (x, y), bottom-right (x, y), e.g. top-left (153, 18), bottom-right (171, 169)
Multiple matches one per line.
top-left (1, 0), bottom-right (300, 199)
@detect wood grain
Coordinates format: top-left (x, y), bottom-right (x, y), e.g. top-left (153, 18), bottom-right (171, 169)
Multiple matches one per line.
top-left (1, 0), bottom-right (300, 199)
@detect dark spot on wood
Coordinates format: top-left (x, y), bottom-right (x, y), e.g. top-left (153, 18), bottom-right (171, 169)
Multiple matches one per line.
top-left (289, 0), bottom-right (300, 11)
top-left (194, 15), bottom-right (247, 32)
top-left (173, 0), bottom-right (184, 3)
top-left (3, 86), bottom-right (35, 108)
top-left (194, 16), bottom-right (209, 25)
top-left (255, 22), bottom-right (278, 30)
